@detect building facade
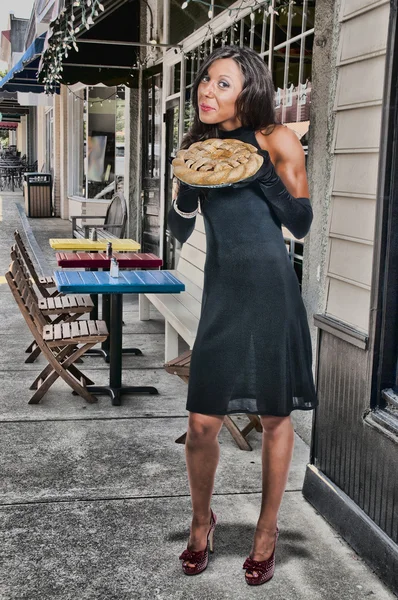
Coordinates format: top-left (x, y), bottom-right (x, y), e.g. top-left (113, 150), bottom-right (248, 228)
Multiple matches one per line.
top-left (301, 0), bottom-right (398, 592)
top-left (4, 0), bottom-right (398, 592)
top-left (126, 0), bottom-right (398, 590)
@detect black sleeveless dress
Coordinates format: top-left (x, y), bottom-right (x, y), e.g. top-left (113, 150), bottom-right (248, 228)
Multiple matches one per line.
top-left (172, 125), bottom-right (318, 416)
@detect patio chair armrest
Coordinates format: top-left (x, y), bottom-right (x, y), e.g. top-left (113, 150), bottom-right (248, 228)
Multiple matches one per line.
top-left (83, 224), bottom-right (95, 238)
top-left (70, 214), bottom-right (107, 220)
top-left (71, 216), bottom-right (78, 237)
top-left (71, 215), bottom-right (107, 238)
top-left (82, 223), bottom-right (124, 237)
top-left (93, 222), bottom-right (124, 230)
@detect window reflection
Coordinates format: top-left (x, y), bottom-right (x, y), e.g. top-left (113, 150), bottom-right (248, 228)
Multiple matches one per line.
top-left (82, 85), bottom-right (126, 198)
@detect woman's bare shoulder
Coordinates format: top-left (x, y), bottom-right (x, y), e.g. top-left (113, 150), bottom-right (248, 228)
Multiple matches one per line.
top-left (255, 124), bottom-right (304, 165)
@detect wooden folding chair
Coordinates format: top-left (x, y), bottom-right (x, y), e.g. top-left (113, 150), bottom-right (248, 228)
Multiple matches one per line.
top-left (10, 244), bottom-right (94, 363)
top-left (14, 229), bottom-right (58, 297)
top-left (164, 350), bottom-right (263, 451)
top-left (6, 261), bottom-right (108, 404)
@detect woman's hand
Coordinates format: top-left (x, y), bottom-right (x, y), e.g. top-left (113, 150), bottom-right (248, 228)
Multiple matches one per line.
top-left (173, 178), bottom-right (202, 212)
top-left (170, 152), bottom-right (207, 194)
top-left (232, 150), bottom-right (275, 188)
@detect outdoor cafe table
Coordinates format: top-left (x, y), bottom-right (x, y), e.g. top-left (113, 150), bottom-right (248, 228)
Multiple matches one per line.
top-left (49, 238), bottom-right (141, 252)
top-left (53, 270), bottom-right (185, 405)
top-left (49, 238), bottom-right (141, 320)
top-left (0, 164), bottom-right (23, 192)
top-left (55, 251), bottom-right (159, 269)
top-left (56, 251), bottom-right (163, 361)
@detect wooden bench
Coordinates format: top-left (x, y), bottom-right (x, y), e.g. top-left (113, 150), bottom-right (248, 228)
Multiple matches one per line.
top-left (71, 192), bottom-right (127, 239)
top-left (139, 215), bottom-right (262, 451)
top-left (139, 215), bottom-right (205, 362)
top-left (6, 260), bottom-right (108, 404)
top-left (165, 350), bottom-right (263, 451)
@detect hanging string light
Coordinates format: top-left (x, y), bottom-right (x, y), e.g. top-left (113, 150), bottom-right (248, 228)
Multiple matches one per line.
top-left (40, 0), bottom-right (109, 94)
top-left (182, 0), bottom-right (292, 57)
top-left (181, 0), bottom-right (293, 19)
top-left (41, 0), bottom-right (152, 97)
top-left (39, 0), bottom-right (149, 94)
top-left (67, 86), bottom-right (120, 104)
top-left (41, 0), bottom-right (292, 93)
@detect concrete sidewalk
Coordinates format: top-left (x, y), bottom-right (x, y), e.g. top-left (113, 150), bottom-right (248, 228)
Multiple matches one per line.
top-left (0, 193), bottom-right (395, 600)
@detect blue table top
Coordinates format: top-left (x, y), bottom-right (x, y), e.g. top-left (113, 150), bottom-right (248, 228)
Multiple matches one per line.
top-left (54, 270), bottom-right (185, 294)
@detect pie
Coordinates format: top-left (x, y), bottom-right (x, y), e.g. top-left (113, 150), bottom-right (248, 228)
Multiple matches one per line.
top-left (172, 138), bottom-right (263, 186)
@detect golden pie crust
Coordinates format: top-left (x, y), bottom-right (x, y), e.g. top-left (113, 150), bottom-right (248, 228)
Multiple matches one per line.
top-left (172, 138), bottom-right (263, 186)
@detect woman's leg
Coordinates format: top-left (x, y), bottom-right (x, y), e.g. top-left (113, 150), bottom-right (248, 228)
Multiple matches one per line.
top-left (183, 411), bottom-right (224, 566)
top-left (246, 414), bottom-right (294, 578)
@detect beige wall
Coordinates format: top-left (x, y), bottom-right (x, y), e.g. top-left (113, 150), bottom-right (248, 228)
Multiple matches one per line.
top-left (324, 0), bottom-right (390, 333)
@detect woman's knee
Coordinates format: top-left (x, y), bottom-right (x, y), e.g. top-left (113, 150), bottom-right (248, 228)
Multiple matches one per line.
top-left (260, 414), bottom-right (292, 434)
top-left (187, 412), bottom-right (224, 442)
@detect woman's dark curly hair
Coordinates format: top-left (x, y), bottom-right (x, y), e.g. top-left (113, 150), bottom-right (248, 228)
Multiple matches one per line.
top-left (180, 45), bottom-right (277, 150)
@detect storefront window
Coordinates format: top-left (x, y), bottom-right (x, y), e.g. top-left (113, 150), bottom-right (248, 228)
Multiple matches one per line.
top-left (82, 88), bottom-right (87, 195)
top-left (154, 82), bottom-right (161, 178)
top-left (67, 87), bottom-right (85, 196)
top-left (171, 62), bottom-right (181, 95)
top-left (69, 85), bottom-right (126, 199)
top-left (115, 87), bottom-right (126, 187)
top-left (184, 89), bottom-right (193, 134)
top-left (68, 85), bottom-right (126, 198)
top-left (86, 86), bottom-right (116, 198)
top-left (251, 9), bottom-right (270, 54)
top-left (170, 0), bottom-right (234, 45)
top-left (143, 74), bottom-right (162, 179)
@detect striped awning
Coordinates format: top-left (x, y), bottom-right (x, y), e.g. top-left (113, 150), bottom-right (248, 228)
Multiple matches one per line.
top-left (38, 0), bottom-right (139, 89)
top-left (0, 33), bottom-right (58, 93)
top-left (0, 121), bottom-right (18, 130)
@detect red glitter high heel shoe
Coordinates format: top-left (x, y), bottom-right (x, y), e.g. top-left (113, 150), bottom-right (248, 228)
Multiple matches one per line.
top-left (179, 510), bottom-right (217, 575)
top-left (243, 527), bottom-right (279, 585)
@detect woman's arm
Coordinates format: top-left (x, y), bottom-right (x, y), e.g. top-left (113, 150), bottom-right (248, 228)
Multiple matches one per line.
top-left (167, 178), bottom-right (200, 244)
top-left (256, 126), bottom-right (313, 239)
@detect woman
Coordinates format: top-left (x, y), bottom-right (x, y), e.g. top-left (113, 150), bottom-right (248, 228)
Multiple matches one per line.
top-left (168, 45), bottom-right (317, 586)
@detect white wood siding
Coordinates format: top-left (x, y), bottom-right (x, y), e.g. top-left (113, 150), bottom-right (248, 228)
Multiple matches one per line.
top-left (324, 0), bottom-right (390, 333)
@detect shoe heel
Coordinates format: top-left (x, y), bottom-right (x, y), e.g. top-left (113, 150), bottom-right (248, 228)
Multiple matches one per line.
top-left (208, 528), bottom-right (215, 553)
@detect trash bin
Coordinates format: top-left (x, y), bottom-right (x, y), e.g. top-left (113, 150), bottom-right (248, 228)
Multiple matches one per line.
top-left (24, 173), bottom-right (53, 217)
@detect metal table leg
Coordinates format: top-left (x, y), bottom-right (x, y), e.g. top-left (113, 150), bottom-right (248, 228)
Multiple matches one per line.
top-left (87, 294), bottom-right (158, 406)
top-left (88, 267), bottom-right (98, 320)
top-left (99, 293), bottom-right (142, 363)
top-left (84, 267), bottom-right (105, 359)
